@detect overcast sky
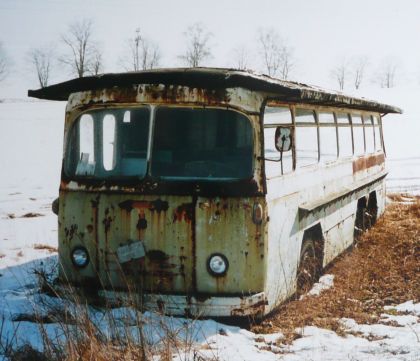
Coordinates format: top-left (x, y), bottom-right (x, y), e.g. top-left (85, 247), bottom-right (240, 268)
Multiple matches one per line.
top-left (1, 0), bottom-right (419, 98)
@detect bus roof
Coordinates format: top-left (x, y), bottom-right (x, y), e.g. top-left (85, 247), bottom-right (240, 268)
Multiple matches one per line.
top-left (28, 67), bottom-right (402, 114)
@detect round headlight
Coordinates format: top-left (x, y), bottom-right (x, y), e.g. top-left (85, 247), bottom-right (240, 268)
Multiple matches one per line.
top-left (71, 246), bottom-right (89, 268)
top-left (207, 253), bottom-right (229, 276)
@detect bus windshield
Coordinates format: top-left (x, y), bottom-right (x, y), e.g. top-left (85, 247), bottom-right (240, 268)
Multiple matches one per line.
top-left (65, 106), bottom-right (253, 181)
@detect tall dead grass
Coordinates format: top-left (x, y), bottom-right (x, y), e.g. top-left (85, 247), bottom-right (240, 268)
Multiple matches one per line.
top-left (2, 270), bottom-right (217, 361)
top-left (254, 199), bottom-right (420, 339)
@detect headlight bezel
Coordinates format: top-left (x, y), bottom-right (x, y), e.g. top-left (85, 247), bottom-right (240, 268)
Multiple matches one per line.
top-left (207, 253), bottom-right (229, 277)
top-left (71, 246), bottom-right (90, 268)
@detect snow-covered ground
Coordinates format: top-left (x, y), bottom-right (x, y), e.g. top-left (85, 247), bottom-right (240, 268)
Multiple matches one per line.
top-left (0, 88), bottom-right (419, 360)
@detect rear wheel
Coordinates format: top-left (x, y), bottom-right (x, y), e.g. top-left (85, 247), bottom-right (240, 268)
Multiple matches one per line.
top-left (296, 240), bottom-right (320, 297)
top-left (354, 197), bottom-right (368, 240)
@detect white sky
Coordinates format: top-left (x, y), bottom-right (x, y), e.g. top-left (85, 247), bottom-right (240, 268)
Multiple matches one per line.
top-left (1, 0), bottom-right (420, 97)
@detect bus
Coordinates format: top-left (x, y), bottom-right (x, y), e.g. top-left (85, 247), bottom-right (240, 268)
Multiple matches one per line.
top-left (28, 68), bottom-right (401, 318)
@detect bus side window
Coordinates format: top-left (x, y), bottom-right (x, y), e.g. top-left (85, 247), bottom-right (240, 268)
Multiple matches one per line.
top-left (364, 115), bottom-right (375, 153)
top-left (263, 106), bottom-right (293, 176)
top-left (319, 111), bottom-right (337, 162)
top-left (295, 108), bottom-right (318, 167)
top-left (373, 115), bottom-right (382, 150)
top-left (337, 113), bottom-right (352, 158)
top-left (352, 114), bottom-right (365, 156)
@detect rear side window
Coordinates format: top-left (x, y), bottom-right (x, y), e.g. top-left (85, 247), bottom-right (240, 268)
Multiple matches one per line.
top-left (337, 113), bottom-right (352, 157)
top-left (352, 114), bottom-right (365, 156)
top-left (295, 108), bottom-right (318, 167)
top-left (373, 115), bottom-right (382, 150)
top-left (319, 112), bottom-right (337, 162)
top-left (364, 115), bottom-right (375, 154)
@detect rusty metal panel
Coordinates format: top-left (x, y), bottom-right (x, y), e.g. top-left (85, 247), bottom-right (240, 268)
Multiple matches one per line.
top-left (352, 153), bottom-right (385, 174)
top-left (97, 290), bottom-right (267, 317)
top-left (195, 197), bottom-right (266, 295)
top-left (59, 191), bottom-right (195, 293)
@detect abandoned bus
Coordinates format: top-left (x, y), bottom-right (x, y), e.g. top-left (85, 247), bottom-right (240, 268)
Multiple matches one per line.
top-left (28, 68), bottom-right (401, 318)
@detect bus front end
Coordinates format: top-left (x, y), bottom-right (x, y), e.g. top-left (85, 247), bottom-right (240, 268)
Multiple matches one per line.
top-left (57, 84), bottom-right (268, 317)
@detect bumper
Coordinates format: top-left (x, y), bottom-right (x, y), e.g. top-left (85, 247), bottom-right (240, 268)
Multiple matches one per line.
top-left (98, 290), bottom-right (267, 317)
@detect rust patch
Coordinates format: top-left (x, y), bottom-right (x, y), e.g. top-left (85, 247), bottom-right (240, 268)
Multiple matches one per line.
top-left (91, 195), bottom-right (100, 271)
top-left (64, 224), bottom-right (78, 240)
top-left (119, 199), bottom-right (169, 212)
top-left (231, 300), bottom-right (267, 317)
top-left (353, 153), bottom-right (385, 174)
top-left (173, 203), bottom-right (194, 223)
top-left (145, 250), bottom-right (178, 291)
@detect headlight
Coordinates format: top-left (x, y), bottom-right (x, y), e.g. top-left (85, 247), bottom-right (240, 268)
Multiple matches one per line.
top-left (207, 253), bottom-right (229, 277)
top-left (71, 246), bottom-right (89, 268)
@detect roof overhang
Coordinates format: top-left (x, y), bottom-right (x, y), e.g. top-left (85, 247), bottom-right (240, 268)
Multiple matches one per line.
top-left (28, 67), bottom-right (402, 114)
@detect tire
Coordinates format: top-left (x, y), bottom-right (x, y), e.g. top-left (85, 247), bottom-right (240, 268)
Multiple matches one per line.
top-left (354, 205), bottom-right (367, 240)
top-left (296, 240), bottom-right (320, 297)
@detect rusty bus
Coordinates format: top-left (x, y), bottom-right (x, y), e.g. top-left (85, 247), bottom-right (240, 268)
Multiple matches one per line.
top-left (28, 68), bottom-right (401, 318)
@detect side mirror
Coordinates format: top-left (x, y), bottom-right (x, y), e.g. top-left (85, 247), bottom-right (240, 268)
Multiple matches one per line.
top-left (275, 126), bottom-right (292, 152)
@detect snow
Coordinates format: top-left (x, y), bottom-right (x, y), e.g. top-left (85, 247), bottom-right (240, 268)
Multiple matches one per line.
top-left (0, 89), bottom-right (419, 359)
top-left (300, 274), bottom-right (334, 300)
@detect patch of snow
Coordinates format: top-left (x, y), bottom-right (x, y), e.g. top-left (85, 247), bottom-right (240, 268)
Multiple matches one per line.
top-left (300, 274), bottom-right (334, 300)
top-left (385, 300), bottom-right (420, 316)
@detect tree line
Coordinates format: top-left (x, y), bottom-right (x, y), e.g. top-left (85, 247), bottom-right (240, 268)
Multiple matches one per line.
top-left (0, 19), bottom-right (401, 91)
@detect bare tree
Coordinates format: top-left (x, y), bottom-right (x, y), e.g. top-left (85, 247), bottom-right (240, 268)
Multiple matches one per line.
top-left (178, 23), bottom-right (212, 67)
top-left (28, 46), bottom-right (54, 88)
top-left (121, 28), bottom-right (161, 71)
top-left (0, 41), bottom-right (9, 82)
top-left (120, 28), bottom-right (161, 71)
top-left (232, 45), bottom-right (250, 70)
top-left (375, 58), bottom-right (398, 88)
top-left (140, 39), bottom-right (160, 70)
top-left (330, 59), bottom-right (349, 90)
top-left (91, 47), bottom-right (103, 75)
top-left (60, 19), bottom-right (102, 77)
top-left (258, 28), bottom-right (294, 80)
top-left (279, 45), bottom-right (294, 80)
top-left (352, 56), bottom-right (368, 89)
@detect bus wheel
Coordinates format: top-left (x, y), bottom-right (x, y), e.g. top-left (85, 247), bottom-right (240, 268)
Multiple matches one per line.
top-left (354, 197), bottom-right (368, 240)
top-left (296, 240), bottom-right (319, 297)
top-left (366, 192), bottom-right (378, 227)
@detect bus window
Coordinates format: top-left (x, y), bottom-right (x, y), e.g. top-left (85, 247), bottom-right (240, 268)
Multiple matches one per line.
top-left (373, 115), bottom-right (382, 150)
top-left (103, 114), bottom-right (116, 171)
top-left (66, 107), bottom-right (151, 178)
top-left (295, 108), bottom-right (318, 167)
top-left (364, 115), bottom-right (375, 154)
top-left (151, 107), bottom-right (253, 179)
top-left (337, 113), bottom-right (352, 157)
top-left (264, 105), bottom-right (292, 125)
top-left (76, 114), bottom-right (95, 176)
top-left (352, 114), bottom-right (365, 156)
top-left (319, 111), bottom-right (337, 162)
top-left (264, 106), bottom-right (293, 176)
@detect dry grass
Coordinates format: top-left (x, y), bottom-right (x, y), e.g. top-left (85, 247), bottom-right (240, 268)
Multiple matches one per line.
top-left (33, 244), bottom-right (58, 253)
top-left (20, 212), bottom-right (44, 218)
top-left (254, 198), bottom-right (420, 339)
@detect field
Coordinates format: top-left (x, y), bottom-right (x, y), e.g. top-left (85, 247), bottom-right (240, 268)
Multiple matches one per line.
top-left (0, 98), bottom-right (419, 360)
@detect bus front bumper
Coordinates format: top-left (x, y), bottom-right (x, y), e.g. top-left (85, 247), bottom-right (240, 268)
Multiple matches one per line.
top-left (98, 290), bottom-right (267, 317)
